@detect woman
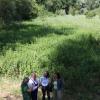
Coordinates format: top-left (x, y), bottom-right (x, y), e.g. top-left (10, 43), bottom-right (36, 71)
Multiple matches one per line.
top-left (40, 71), bottom-right (51, 100)
top-left (21, 77), bottom-right (32, 100)
top-left (53, 72), bottom-right (63, 100)
top-left (28, 72), bottom-right (39, 100)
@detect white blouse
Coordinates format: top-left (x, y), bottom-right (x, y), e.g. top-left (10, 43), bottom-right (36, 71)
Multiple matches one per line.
top-left (40, 77), bottom-right (49, 87)
top-left (28, 78), bottom-right (38, 91)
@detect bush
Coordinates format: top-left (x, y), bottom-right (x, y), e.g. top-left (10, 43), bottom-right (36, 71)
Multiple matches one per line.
top-left (50, 34), bottom-right (100, 98)
top-left (0, 0), bottom-right (16, 24)
top-left (85, 11), bottom-right (96, 18)
top-left (36, 5), bottom-right (53, 17)
top-left (15, 0), bottom-right (38, 21)
top-left (0, 0), bottom-right (38, 24)
top-left (44, 0), bottom-right (62, 13)
top-left (69, 6), bottom-right (76, 16)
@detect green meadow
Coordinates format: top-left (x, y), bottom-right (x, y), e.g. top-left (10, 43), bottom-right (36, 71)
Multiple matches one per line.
top-left (0, 15), bottom-right (100, 99)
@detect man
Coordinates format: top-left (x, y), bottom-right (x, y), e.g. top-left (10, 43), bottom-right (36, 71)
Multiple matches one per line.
top-left (28, 72), bottom-right (39, 100)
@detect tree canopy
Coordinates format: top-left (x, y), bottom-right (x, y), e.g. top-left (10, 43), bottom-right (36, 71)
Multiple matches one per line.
top-left (0, 0), bottom-right (38, 24)
top-left (0, 0), bottom-right (100, 24)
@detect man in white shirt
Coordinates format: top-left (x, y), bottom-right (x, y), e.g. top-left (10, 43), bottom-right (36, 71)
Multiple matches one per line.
top-left (28, 72), bottom-right (39, 100)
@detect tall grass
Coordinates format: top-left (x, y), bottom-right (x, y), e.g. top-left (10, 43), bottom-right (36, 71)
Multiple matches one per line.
top-left (0, 15), bottom-right (100, 99)
top-left (0, 15), bottom-right (99, 75)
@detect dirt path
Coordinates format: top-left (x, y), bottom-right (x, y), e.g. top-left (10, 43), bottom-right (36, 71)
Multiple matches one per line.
top-left (0, 77), bottom-right (22, 100)
top-left (0, 92), bottom-right (22, 100)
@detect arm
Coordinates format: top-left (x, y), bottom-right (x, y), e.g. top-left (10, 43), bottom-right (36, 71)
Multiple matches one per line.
top-left (27, 80), bottom-right (33, 89)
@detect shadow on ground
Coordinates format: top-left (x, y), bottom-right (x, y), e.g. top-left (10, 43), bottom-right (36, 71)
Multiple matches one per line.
top-left (49, 34), bottom-right (100, 100)
top-left (0, 23), bottom-right (76, 54)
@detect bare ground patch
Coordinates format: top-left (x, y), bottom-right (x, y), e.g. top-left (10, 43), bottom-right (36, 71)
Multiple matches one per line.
top-left (0, 77), bottom-right (22, 100)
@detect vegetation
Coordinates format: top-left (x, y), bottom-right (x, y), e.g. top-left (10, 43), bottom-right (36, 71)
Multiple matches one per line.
top-left (0, 0), bottom-right (100, 25)
top-left (87, 7), bottom-right (100, 17)
top-left (0, 15), bottom-right (100, 99)
top-left (0, 0), bottom-right (38, 24)
top-left (0, 0), bottom-right (100, 99)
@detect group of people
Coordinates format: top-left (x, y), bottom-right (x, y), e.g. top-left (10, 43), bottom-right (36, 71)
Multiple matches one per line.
top-left (21, 71), bottom-right (63, 100)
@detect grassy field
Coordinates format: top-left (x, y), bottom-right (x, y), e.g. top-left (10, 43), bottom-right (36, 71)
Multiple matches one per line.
top-left (0, 15), bottom-right (100, 100)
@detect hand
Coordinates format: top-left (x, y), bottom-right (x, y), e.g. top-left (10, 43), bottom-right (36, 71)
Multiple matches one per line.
top-left (27, 88), bottom-right (32, 92)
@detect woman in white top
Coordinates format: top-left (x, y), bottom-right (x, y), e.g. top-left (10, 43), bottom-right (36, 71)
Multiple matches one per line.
top-left (28, 72), bottom-right (39, 100)
top-left (40, 71), bottom-right (51, 100)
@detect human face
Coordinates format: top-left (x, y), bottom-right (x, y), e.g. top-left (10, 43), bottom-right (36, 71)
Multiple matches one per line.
top-left (53, 73), bottom-right (57, 80)
top-left (24, 77), bottom-right (29, 83)
top-left (44, 71), bottom-right (48, 77)
top-left (32, 73), bottom-right (36, 80)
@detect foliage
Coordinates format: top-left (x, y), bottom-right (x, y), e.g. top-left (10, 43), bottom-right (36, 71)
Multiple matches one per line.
top-left (69, 6), bottom-right (76, 15)
top-left (15, 0), bottom-right (38, 20)
top-left (0, 0), bottom-right (38, 24)
top-left (85, 11), bottom-right (96, 18)
top-left (0, 15), bottom-right (100, 99)
top-left (36, 0), bottom-right (78, 14)
top-left (36, 5), bottom-right (53, 17)
top-left (44, 0), bottom-right (62, 13)
top-left (0, 0), bottom-right (16, 24)
top-left (88, 7), bottom-right (100, 17)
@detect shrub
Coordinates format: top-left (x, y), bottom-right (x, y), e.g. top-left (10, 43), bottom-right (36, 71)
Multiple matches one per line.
top-left (0, 0), bottom-right (16, 24)
top-left (0, 0), bottom-right (38, 24)
top-left (50, 34), bottom-right (100, 98)
top-left (15, 0), bottom-right (38, 21)
top-left (69, 6), bottom-right (76, 16)
top-left (36, 5), bottom-right (53, 17)
top-left (85, 11), bottom-right (96, 18)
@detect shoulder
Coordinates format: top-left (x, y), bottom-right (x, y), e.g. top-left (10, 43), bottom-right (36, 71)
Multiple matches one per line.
top-left (28, 79), bottom-right (33, 84)
top-left (58, 79), bottom-right (63, 83)
top-left (40, 76), bottom-right (45, 80)
top-left (40, 76), bottom-right (44, 79)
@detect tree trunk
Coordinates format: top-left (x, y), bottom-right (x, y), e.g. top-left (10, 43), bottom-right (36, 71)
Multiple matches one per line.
top-left (65, 6), bottom-right (69, 14)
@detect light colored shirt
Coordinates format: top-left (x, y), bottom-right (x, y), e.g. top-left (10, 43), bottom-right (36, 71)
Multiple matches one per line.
top-left (40, 76), bottom-right (49, 87)
top-left (28, 78), bottom-right (38, 91)
top-left (53, 81), bottom-right (57, 90)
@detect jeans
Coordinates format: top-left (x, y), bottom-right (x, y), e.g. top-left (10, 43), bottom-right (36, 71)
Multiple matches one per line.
top-left (53, 90), bottom-right (62, 100)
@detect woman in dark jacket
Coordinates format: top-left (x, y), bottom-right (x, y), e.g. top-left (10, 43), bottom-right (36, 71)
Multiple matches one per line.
top-left (21, 77), bottom-right (32, 100)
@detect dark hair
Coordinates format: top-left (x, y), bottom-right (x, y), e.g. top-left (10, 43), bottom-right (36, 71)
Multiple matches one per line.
top-left (21, 77), bottom-right (29, 85)
top-left (56, 72), bottom-right (61, 79)
top-left (45, 71), bottom-right (50, 78)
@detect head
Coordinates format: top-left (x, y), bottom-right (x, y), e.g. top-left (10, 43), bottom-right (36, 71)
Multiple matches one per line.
top-left (31, 72), bottom-right (37, 80)
top-left (53, 72), bottom-right (57, 80)
top-left (22, 77), bottom-right (29, 84)
top-left (54, 72), bottom-right (61, 80)
top-left (44, 71), bottom-right (49, 78)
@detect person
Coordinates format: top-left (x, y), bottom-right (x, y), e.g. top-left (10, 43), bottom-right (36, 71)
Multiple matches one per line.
top-left (40, 71), bottom-right (51, 100)
top-left (28, 72), bottom-right (39, 100)
top-left (53, 72), bottom-right (63, 100)
top-left (21, 77), bottom-right (32, 100)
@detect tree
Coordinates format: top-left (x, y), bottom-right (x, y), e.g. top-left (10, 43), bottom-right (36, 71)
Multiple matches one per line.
top-left (0, 0), bottom-right (16, 24)
top-left (36, 0), bottom-right (78, 14)
top-left (15, 0), bottom-right (38, 21)
top-left (36, 0), bottom-right (46, 4)
top-left (61, 0), bottom-right (78, 14)
top-left (0, 0), bottom-right (38, 24)
top-left (44, 0), bottom-right (62, 13)
top-left (78, 0), bottom-right (100, 11)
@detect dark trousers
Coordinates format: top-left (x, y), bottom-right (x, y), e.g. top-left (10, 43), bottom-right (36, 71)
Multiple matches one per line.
top-left (42, 86), bottom-right (50, 100)
top-left (31, 89), bottom-right (38, 100)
